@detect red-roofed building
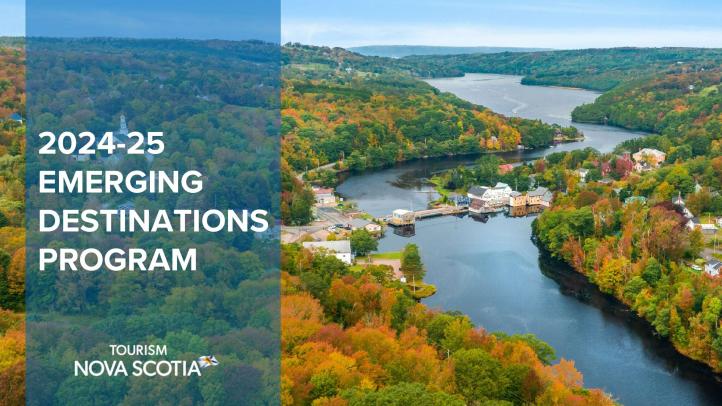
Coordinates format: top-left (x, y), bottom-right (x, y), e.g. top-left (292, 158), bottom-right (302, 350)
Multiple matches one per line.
top-left (313, 187), bottom-right (337, 206)
top-left (498, 164), bottom-right (514, 175)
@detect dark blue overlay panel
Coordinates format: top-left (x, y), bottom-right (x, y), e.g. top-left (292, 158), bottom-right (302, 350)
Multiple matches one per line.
top-left (26, 1), bottom-right (280, 404)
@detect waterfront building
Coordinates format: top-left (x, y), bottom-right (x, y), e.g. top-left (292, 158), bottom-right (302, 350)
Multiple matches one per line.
top-left (528, 186), bottom-right (553, 207)
top-left (302, 240), bottom-right (353, 264)
top-left (348, 218), bottom-right (382, 233)
top-left (486, 182), bottom-right (513, 205)
top-left (468, 183), bottom-right (512, 213)
top-left (467, 186), bottom-right (488, 201)
top-left (509, 191), bottom-right (527, 207)
top-left (389, 209), bottom-right (415, 226)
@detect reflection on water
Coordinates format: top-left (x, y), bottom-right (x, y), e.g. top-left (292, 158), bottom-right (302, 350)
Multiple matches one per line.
top-left (337, 74), bottom-right (722, 405)
top-left (507, 204), bottom-right (544, 217)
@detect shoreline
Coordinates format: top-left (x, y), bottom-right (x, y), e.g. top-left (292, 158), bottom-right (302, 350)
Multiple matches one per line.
top-left (536, 244), bottom-right (722, 387)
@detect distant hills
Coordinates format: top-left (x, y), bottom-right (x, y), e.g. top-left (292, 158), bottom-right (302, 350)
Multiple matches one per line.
top-left (348, 45), bottom-right (551, 58)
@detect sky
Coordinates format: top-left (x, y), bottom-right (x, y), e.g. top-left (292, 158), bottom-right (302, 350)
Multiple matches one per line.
top-left (0, 0), bottom-right (24, 36)
top-left (282, 0), bottom-right (722, 49)
top-left (3, 0), bottom-right (722, 48)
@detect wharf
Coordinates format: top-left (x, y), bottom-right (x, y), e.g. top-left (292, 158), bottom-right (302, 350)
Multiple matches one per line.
top-left (382, 205), bottom-right (467, 226)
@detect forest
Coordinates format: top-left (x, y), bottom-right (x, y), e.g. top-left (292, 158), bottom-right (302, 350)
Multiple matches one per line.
top-left (281, 243), bottom-right (615, 405)
top-left (398, 48), bottom-right (722, 91)
top-left (1, 36), bottom-right (722, 402)
top-left (1, 38), bottom-right (281, 405)
top-left (280, 44), bottom-right (579, 225)
top-left (529, 66), bottom-right (722, 371)
top-left (0, 45), bottom-right (24, 406)
top-left (282, 45), bottom-right (579, 173)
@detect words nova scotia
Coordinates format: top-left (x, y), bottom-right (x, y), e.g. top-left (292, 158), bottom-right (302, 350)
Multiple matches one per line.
top-left (74, 345), bottom-right (214, 377)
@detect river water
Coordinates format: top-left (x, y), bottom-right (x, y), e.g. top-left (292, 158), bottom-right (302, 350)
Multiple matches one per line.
top-left (336, 74), bottom-right (722, 405)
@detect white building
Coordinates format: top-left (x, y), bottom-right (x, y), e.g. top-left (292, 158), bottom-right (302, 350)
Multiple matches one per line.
top-left (467, 186), bottom-right (488, 201)
top-left (467, 183), bottom-right (512, 213)
top-left (673, 193), bottom-right (694, 219)
top-left (705, 260), bottom-right (721, 277)
top-left (632, 148), bottom-right (666, 172)
top-left (302, 240), bottom-right (353, 264)
top-left (577, 168), bottom-right (589, 183)
top-left (687, 217), bottom-right (718, 235)
top-left (390, 209), bottom-right (414, 226)
top-left (313, 188), bottom-right (337, 206)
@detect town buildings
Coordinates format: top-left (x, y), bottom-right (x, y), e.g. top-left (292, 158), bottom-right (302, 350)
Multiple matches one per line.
top-left (348, 218), bottom-right (382, 234)
top-left (467, 183), bottom-right (512, 213)
top-left (632, 148), bottom-right (666, 172)
top-left (527, 186), bottom-right (553, 207)
top-left (389, 209), bottom-right (415, 226)
top-left (302, 240), bottom-right (353, 264)
top-left (313, 187), bottom-right (337, 206)
top-left (577, 168), bottom-right (589, 182)
top-left (686, 217), bottom-right (718, 235)
top-left (498, 164), bottom-right (514, 175)
top-left (705, 259), bottom-right (722, 277)
top-left (509, 191), bottom-right (527, 207)
top-left (467, 183), bottom-right (552, 214)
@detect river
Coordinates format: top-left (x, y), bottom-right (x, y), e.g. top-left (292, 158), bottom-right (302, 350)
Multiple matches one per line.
top-left (336, 74), bottom-right (722, 405)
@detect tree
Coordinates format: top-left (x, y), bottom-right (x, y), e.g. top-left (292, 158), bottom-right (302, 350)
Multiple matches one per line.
top-left (453, 349), bottom-right (508, 402)
top-left (344, 382), bottom-right (464, 406)
top-left (642, 257), bottom-right (662, 287)
top-left (400, 244), bottom-right (424, 281)
top-left (350, 229), bottom-right (377, 257)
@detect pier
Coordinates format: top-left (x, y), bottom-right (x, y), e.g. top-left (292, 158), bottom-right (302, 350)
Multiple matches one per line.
top-left (383, 205), bottom-right (468, 226)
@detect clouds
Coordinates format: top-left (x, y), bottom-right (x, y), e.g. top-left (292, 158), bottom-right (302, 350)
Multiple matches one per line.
top-left (282, 0), bottom-right (722, 48)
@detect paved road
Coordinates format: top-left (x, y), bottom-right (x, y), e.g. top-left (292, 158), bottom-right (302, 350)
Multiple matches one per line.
top-left (316, 206), bottom-right (350, 225)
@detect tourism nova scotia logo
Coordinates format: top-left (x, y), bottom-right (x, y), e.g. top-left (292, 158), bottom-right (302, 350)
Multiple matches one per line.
top-left (74, 345), bottom-right (219, 377)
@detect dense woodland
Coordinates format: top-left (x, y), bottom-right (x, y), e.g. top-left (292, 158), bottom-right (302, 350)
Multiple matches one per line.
top-left (2, 37), bottom-right (722, 403)
top-left (0, 45), bottom-right (24, 406)
top-left (532, 69), bottom-right (722, 372)
top-left (0, 39), bottom-right (281, 405)
top-left (281, 244), bottom-right (614, 405)
top-left (399, 48), bottom-right (722, 91)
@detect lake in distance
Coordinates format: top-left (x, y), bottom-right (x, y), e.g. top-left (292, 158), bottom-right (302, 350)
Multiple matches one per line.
top-left (336, 74), bottom-right (722, 406)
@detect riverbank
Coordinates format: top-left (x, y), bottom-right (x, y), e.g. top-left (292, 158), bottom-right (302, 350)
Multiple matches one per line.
top-left (536, 247), bottom-right (722, 386)
top-left (338, 73), bottom-right (721, 405)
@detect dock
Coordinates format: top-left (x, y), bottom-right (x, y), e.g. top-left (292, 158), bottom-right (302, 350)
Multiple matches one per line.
top-left (383, 205), bottom-right (468, 226)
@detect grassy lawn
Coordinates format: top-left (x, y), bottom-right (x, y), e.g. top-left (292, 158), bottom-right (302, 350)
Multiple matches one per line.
top-left (371, 251), bottom-right (402, 260)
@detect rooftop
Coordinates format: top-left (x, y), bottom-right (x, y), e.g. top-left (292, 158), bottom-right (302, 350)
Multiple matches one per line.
top-left (528, 186), bottom-right (550, 197)
top-left (468, 186), bottom-right (488, 197)
top-left (348, 218), bottom-right (372, 228)
top-left (302, 240), bottom-right (352, 254)
top-left (313, 188), bottom-right (334, 195)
